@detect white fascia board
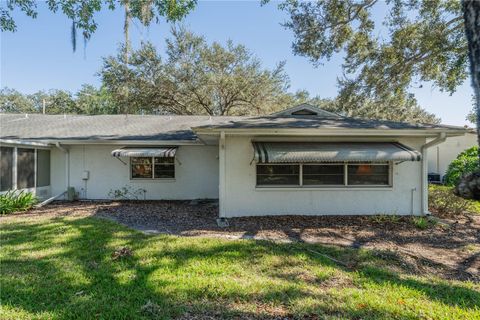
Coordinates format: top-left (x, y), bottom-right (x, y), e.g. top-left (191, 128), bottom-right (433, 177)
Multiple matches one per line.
top-left (0, 139), bottom-right (51, 147)
top-left (193, 128), bottom-right (467, 138)
top-left (3, 139), bottom-right (205, 146)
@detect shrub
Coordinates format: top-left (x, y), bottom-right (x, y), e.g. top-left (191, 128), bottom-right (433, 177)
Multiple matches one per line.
top-left (428, 185), bottom-right (472, 216)
top-left (0, 190), bottom-right (38, 214)
top-left (444, 146), bottom-right (479, 186)
top-left (411, 217), bottom-right (433, 230)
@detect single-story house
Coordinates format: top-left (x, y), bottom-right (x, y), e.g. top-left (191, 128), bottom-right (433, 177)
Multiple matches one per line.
top-left (427, 130), bottom-right (477, 180)
top-left (0, 104), bottom-right (468, 217)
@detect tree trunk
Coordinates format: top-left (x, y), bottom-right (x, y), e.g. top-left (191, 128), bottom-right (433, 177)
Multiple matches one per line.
top-left (123, 0), bottom-right (131, 64)
top-left (456, 1), bottom-right (480, 200)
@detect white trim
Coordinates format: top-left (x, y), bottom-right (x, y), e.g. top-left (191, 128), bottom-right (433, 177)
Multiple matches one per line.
top-left (2, 139), bottom-right (204, 146)
top-left (0, 139), bottom-right (50, 148)
top-left (194, 128), bottom-right (467, 138)
top-left (255, 187), bottom-right (394, 191)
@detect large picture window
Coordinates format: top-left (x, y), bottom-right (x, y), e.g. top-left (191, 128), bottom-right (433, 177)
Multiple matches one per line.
top-left (256, 164), bottom-right (300, 186)
top-left (1, 147), bottom-right (13, 191)
top-left (17, 148), bottom-right (35, 189)
top-left (303, 164), bottom-right (344, 185)
top-left (256, 162), bottom-right (391, 188)
top-left (131, 157), bottom-right (175, 179)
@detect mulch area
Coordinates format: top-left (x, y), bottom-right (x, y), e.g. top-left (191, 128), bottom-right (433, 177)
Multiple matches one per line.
top-left (3, 200), bottom-right (479, 281)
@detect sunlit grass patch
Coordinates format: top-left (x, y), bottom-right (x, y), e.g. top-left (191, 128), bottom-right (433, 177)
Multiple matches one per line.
top-left (1, 213), bottom-right (479, 319)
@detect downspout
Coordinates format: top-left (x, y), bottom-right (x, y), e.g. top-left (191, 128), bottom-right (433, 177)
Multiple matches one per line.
top-left (218, 131), bottom-right (226, 219)
top-left (55, 142), bottom-right (70, 193)
top-left (420, 133), bottom-right (447, 215)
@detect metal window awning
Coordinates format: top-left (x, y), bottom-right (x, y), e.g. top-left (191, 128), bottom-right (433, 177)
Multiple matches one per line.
top-left (111, 147), bottom-right (177, 158)
top-left (253, 142), bottom-right (421, 163)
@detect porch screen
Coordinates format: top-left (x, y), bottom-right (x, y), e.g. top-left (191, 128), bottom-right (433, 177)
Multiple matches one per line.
top-left (17, 148), bottom-right (35, 189)
top-left (37, 149), bottom-right (51, 187)
top-left (0, 147), bottom-right (13, 191)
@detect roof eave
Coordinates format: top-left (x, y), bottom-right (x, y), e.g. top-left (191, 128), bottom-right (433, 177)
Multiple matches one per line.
top-left (192, 127), bottom-right (468, 137)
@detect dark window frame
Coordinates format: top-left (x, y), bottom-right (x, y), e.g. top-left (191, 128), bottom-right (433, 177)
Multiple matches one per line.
top-left (256, 162), bottom-right (392, 188)
top-left (130, 156), bottom-right (175, 180)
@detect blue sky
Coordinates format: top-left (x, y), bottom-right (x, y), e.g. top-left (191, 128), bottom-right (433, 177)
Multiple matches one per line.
top-left (0, 1), bottom-right (473, 126)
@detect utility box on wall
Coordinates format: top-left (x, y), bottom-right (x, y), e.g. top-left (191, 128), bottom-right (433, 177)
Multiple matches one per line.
top-left (82, 170), bottom-right (89, 180)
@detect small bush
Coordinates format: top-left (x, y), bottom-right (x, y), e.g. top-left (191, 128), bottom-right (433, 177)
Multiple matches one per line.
top-left (444, 146), bottom-right (479, 186)
top-left (429, 185), bottom-right (472, 216)
top-left (411, 217), bottom-right (433, 230)
top-left (0, 190), bottom-right (38, 214)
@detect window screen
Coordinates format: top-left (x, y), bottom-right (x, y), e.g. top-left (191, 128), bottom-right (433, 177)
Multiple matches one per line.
top-left (303, 164), bottom-right (344, 185)
top-left (0, 147), bottom-right (13, 191)
top-left (256, 164), bottom-right (300, 186)
top-left (154, 157), bottom-right (175, 179)
top-left (36, 149), bottom-right (50, 187)
top-left (347, 164), bottom-right (390, 185)
top-left (17, 148), bottom-right (35, 189)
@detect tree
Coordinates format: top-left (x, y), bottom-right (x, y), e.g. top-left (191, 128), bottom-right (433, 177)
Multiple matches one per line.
top-left (1, 0), bottom-right (196, 52)
top-left (0, 86), bottom-right (119, 115)
top-left (100, 27), bottom-right (292, 116)
top-left (277, 0), bottom-right (480, 197)
top-left (76, 84), bottom-right (119, 114)
top-left (0, 88), bottom-right (35, 113)
top-left (275, 0), bottom-right (464, 122)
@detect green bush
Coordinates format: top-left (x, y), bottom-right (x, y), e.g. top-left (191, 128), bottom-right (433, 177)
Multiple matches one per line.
top-left (0, 190), bottom-right (38, 215)
top-left (411, 217), bottom-right (433, 230)
top-left (444, 146), bottom-right (479, 186)
top-left (428, 185), bottom-right (473, 216)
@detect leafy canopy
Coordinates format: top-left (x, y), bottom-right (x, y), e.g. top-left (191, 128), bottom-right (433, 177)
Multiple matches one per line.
top-left (275, 0), bottom-right (466, 122)
top-left (100, 27), bottom-right (293, 116)
top-left (0, 0), bottom-right (196, 49)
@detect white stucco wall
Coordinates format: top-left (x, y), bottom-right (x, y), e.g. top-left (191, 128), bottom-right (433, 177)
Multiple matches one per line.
top-left (50, 144), bottom-right (219, 200)
top-left (427, 133), bottom-right (477, 178)
top-left (222, 136), bottom-right (426, 217)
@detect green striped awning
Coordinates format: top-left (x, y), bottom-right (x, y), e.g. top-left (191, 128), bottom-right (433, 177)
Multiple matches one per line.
top-left (253, 142), bottom-right (421, 163)
top-left (111, 147), bottom-right (177, 158)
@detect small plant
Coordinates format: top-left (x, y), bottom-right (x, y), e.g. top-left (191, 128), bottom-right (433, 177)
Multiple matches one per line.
top-left (444, 146), bottom-right (479, 186)
top-left (411, 217), bottom-right (432, 230)
top-left (108, 185), bottom-right (147, 200)
top-left (370, 214), bottom-right (400, 224)
top-left (429, 185), bottom-right (472, 216)
top-left (0, 190), bottom-right (38, 214)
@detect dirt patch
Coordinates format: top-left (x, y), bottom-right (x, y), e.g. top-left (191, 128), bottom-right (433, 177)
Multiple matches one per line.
top-left (3, 200), bottom-right (479, 281)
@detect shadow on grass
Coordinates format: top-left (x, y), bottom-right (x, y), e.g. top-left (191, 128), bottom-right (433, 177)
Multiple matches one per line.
top-left (1, 215), bottom-right (479, 319)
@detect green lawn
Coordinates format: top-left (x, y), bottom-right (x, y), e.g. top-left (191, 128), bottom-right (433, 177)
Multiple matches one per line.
top-left (1, 214), bottom-right (479, 320)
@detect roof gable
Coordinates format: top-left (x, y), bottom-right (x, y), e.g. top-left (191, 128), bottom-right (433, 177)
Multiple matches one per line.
top-left (271, 104), bottom-right (340, 117)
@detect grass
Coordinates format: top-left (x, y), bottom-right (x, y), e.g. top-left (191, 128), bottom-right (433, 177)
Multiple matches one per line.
top-left (1, 214), bottom-right (479, 320)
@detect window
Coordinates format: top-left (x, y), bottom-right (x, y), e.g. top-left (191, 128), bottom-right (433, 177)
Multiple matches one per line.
top-left (347, 164), bottom-right (390, 186)
top-left (256, 162), bottom-right (391, 187)
top-left (131, 157), bottom-right (175, 179)
top-left (17, 148), bottom-right (35, 189)
top-left (303, 164), bottom-right (344, 185)
top-left (36, 149), bottom-right (51, 187)
top-left (1, 147), bottom-right (13, 191)
top-left (154, 157), bottom-right (175, 179)
top-left (256, 164), bottom-right (299, 186)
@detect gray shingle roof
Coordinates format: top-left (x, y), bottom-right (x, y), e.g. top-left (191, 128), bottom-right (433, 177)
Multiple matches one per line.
top-left (193, 115), bottom-right (466, 131)
top-left (0, 114), bottom-right (242, 141)
top-left (0, 112), bottom-right (466, 142)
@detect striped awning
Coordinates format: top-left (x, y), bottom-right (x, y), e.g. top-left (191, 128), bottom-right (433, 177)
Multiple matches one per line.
top-left (253, 142), bottom-right (421, 163)
top-left (111, 147), bottom-right (177, 158)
